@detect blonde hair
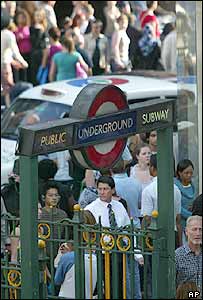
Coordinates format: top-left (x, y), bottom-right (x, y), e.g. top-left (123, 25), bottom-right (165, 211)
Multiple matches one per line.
top-left (34, 8), bottom-right (47, 31)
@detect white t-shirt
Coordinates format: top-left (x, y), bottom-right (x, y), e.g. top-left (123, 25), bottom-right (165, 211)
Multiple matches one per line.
top-left (59, 253), bottom-right (97, 299)
top-left (141, 176), bottom-right (181, 230)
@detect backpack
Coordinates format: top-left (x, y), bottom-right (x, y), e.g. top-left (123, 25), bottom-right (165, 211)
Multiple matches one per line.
top-left (1, 179), bottom-right (20, 217)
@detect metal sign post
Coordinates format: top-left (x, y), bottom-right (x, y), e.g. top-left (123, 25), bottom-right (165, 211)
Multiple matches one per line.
top-left (19, 156), bottom-right (39, 299)
top-left (16, 84), bottom-right (177, 299)
top-left (157, 127), bottom-right (175, 298)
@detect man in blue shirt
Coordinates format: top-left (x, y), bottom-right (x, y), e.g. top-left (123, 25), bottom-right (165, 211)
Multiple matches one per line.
top-left (111, 159), bottom-right (142, 228)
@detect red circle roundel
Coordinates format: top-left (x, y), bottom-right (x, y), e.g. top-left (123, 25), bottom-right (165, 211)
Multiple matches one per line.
top-left (83, 85), bottom-right (128, 169)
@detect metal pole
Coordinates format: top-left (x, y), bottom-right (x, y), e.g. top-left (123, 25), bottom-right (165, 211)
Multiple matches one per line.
top-left (73, 205), bottom-right (85, 299)
top-left (20, 156), bottom-right (39, 299)
top-left (157, 127), bottom-right (175, 299)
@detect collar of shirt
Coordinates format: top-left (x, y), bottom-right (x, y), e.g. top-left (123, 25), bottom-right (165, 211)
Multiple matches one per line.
top-left (92, 33), bottom-right (102, 40)
top-left (97, 198), bottom-right (113, 208)
top-left (184, 243), bottom-right (202, 255)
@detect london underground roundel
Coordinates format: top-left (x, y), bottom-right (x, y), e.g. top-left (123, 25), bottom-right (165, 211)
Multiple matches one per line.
top-left (69, 84), bottom-right (128, 170)
top-left (67, 77), bottom-right (129, 87)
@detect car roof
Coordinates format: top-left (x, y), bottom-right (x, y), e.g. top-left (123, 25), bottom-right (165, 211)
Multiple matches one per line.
top-left (18, 75), bottom-right (177, 106)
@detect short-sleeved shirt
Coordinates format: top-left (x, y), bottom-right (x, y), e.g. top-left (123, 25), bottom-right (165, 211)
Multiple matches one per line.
top-left (141, 176), bottom-right (181, 230)
top-left (48, 44), bottom-right (63, 66)
top-left (53, 51), bottom-right (81, 80)
top-left (54, 252), bottom-right (97, 299)
top-left (175, 244), bottom-right (202, 292)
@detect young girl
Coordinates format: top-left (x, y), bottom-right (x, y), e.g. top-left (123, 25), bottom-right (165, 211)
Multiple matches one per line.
top-left (130, 143), bottom-right (152, 191)
top-left (49, 37), bottom-right (88, 81)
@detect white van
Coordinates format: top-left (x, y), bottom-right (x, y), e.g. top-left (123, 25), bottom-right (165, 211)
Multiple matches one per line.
top-left (1, 75), bottom-right (177, 184)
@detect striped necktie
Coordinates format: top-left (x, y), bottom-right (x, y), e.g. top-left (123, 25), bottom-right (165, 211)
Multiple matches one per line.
top-left (107, 203), bottom-right (118, 228)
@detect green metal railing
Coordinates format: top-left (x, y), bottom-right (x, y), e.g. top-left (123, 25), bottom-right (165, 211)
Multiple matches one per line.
top-left (1, 207), bottom-right (162, 299)
top-left (1, 214), bottom-right (21, 300)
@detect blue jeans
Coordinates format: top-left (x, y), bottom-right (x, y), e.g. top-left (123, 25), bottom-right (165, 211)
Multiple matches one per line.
top-left (126, 256), bottom-right (142, 299)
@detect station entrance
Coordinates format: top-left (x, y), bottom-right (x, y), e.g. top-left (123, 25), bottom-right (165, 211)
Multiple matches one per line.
top-left (1, 84), bottom-right (177, 299)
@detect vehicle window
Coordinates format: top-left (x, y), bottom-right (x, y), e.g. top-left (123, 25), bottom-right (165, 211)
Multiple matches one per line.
top-left (1, 98), bottom-right (71, 140)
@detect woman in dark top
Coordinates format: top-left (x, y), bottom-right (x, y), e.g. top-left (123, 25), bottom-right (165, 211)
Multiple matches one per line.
top-left (29, 8), bottom-right (49, 85)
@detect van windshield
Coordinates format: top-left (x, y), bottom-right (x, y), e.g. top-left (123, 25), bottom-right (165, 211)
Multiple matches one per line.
top-left (1, 98), bottom-right (71, 140)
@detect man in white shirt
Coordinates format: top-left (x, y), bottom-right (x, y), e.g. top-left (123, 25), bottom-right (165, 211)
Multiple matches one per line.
top-left (141, 154), bottom-right (182, 248)
top-left (141, 154), bottom-right (182, 298)
top-left (85, 175), bottom-right (143, 299)
top-left (85, 175), bottom-right (130, 227)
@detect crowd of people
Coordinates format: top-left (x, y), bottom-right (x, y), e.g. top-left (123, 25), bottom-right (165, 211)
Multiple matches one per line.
top-left (1, 1), bottom-right (178, 108)
top-left (1, 1), bottom-right (201, 299)
top-left (1, 127), bottom-right (202, 298)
